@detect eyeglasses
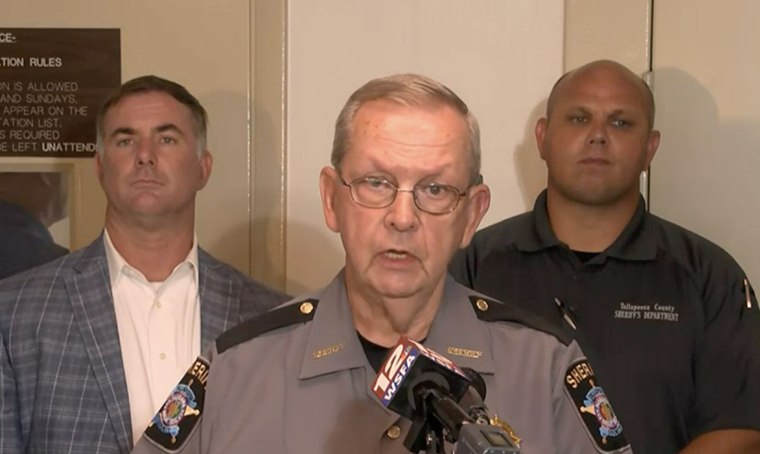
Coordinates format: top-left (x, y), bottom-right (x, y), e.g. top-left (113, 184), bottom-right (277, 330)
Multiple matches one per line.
top-left (339, 175), bottom-right (469, 215)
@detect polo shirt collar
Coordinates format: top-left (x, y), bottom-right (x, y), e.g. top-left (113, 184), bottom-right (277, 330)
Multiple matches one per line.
top-left (604, 196), bottom-right (658, 261)
top-left (517, 190), bottom-right (658, 261)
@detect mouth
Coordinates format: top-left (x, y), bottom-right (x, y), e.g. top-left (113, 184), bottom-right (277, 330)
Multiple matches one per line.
top-left (383, 249), bottom-right (412, 260)
top-left (579, 157), bottom-right (610, 166)
top-left (373, 248), bottom-right (420, 271)
top-left (131, 179), bottom-right (164, 187)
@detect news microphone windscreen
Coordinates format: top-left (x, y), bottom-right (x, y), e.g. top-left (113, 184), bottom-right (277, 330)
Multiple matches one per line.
top-left (461, 367), bottom-right (487, 401)
top-left (458, 367), bottom-right (492, 426)
top-left (371, 336), bottom-right (471, 419)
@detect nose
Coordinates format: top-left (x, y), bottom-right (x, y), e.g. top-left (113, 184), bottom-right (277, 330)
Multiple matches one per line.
top-left (384, 189), bottom-right (418, 232)
top-left (588, 122), bottom-right (608, 146)
top-left (135, 140), bottom-right (156, 166)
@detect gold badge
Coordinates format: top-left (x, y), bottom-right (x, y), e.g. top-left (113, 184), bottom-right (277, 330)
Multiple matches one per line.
top-left (490, 415), bottom-right (522, 447)
top-left (313, 343), bottom-right (344, 359)
top-left (447, 346), bottom-right (483, 359)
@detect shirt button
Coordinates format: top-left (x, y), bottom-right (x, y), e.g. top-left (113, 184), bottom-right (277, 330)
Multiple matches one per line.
top-left (386, 425), bottom-right (401, 440)
top-left (155, 300), bottom-right (162, 309)
top-left (159, 353), bottom-right (166, 360)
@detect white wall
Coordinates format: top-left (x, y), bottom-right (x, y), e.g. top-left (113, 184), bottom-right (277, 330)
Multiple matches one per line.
top-left (651, 1), bottom-right (760, 283)
top-left (285, 0), bottom-right (564, 293)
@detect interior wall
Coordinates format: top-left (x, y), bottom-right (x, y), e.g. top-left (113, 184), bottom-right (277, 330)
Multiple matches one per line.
top-left (3, 1), bottom-right (685, 294)
top-left (651, 1), bottom-right (760, 284)
top-left (564, 0), bottom-right (652, 74)
top-left (0, 0), bottom-right (256, 275)
top-left (285, 0), bottom-right (565, 294)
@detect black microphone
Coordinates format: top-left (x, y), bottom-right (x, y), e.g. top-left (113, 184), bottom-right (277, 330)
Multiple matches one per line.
top-left (371, 337), bottom-right (477, 452)
top-left (458, 368), bottom-right (490, 425)
top-left (371, 338), bottom-right (521, 453)
top-left (371, 336), bottom-right (472, 422)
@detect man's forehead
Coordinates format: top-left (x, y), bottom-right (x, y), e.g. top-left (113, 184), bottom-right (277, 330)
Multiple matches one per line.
top-left (352, 101), bottom-right (467, 142)
top-left (553, 71), bottom-right (649, 114)
top-left (563, 62), bottom-right (646, 95)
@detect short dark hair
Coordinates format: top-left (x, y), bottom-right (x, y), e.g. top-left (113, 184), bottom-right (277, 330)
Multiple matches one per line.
top-left (95, 75), bottom-right (208, 154)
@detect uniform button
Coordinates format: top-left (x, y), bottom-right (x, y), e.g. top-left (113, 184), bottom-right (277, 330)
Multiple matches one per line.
top-left (300, 301), bottom-right (314, 315)
top-left (475, 299), bottom-right (489, 312)
top-left (159, 353), bottom-right (166, 360)
top-left (386, 425), bottom-right (401, 440)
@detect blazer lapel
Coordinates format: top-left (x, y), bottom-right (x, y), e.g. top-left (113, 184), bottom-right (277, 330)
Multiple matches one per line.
top-left (66, 238), bottom-right (132, 453)
top-left (198, 249), bottom-right (242, 348)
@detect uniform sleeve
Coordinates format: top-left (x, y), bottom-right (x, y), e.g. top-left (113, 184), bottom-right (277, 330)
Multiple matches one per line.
top-left (0, 328), bottom-right (23, 453)
top-left (690, 259), bottom-right (760, 435)
top-left (130, 355), bottom-right (211, 454)
top-left (552, 342), bottom-right (633, 454)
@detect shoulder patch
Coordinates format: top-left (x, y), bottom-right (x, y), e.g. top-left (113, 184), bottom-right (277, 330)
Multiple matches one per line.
top-left (469, 295), bottom-right (573, 346)
top-left (564, 359), bottom-right (629, 451)
top-left (144, 357), bottom-right (209, 452)
top-left (216, 299), bottom-right (319, 354)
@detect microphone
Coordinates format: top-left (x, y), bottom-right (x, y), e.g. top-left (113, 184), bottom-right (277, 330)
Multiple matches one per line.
top-left (457, 368), bottom-right (522, 453)
top-left (371, 338), bottom-right (521, 453)
top-left (371, 336), bottom-right (471, 421)
top-left (458, 368), bottom-right (490, 425)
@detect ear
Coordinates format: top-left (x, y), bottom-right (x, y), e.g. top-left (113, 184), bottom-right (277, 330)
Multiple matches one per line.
top-left (197, 150), bottom-right (213, 190)
top-left (643, 130), bottom-right (660, 169)
top-left (535, 117), bottom-right (549, 161)
top-left (319, 166), bottom-right (341, 233)
top-left (459, 183), bottom-right (490, 249)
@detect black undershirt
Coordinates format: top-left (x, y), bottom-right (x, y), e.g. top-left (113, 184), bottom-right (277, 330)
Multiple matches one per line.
top-left (571, 250), bottom-right (600, 264)
top-left (358, 332), bottom-right (427, 373)
top-left (358, 332), bottom-right (392, 373)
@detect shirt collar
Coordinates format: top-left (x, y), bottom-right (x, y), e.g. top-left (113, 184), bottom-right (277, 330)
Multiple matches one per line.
top-left (517, 189), bottom-right (657, 261)
top-left (298, 272), bottom-right (495, 381)
top-left (299, 271), bottom-right (368, 380)
top-left (103, 228), bottom-right (199, 287)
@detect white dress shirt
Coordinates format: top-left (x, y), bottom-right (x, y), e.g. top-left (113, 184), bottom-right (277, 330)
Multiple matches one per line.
top-left (104, 230), bottom-right (201, 444)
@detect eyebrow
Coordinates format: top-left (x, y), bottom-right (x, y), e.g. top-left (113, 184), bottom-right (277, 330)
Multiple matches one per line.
top-left (108, 123), bottom-right (185, 140)
top-left (565, 106), bottom-right (632, 118)
top-left (155, 123), bottom-right (184, 135)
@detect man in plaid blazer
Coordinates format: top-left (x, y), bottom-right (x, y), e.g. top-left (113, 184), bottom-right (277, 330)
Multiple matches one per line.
top-left (0, 76), bottom-right (288, 453)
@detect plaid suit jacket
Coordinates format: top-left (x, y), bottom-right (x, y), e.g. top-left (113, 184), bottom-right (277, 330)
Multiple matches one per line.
top-left (0, 235), bottom-right (289, 453)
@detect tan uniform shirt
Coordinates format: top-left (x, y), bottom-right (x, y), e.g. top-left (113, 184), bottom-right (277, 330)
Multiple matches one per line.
top-left (132, 272), bottom-right (632, 454)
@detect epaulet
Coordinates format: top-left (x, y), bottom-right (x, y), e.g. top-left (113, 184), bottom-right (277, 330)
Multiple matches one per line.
top-left (216, 299), bottom-right (318, 354)
top-left (469, 295), bottom-right (572, 346)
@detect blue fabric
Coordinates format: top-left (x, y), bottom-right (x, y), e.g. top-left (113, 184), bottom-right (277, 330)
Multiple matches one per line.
top-left (0, 200), bottom-right (69, 280)
top-left (0, 235), bottom-right (289, 453)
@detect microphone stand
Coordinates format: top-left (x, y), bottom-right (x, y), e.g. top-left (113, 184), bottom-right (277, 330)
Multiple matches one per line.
top-left (404, 387), bottom-right (468, 453)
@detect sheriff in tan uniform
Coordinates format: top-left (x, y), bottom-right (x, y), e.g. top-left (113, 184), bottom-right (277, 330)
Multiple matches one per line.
top-left (132, 273), bottom-right (631, 453)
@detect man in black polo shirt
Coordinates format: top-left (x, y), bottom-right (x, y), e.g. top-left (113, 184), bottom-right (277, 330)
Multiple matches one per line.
top-left (450, 59), bottom-right (760, 453)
